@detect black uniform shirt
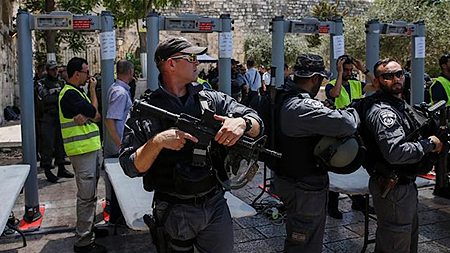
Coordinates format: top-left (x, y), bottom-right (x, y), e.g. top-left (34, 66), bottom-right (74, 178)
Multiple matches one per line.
top-left (59, 83), bottom-right (96, 119)
top-left (120, 82), bottom-right (263, 178)
top-left (365, 94), bottom-right (433, 165)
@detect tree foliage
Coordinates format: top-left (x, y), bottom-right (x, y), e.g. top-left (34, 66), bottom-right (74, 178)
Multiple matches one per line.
top-left (103, 0), bottom-right (182, 54)
top-left (23, 0), bottom-right (100, 63)
top-left (245, 0), bottom-right (450, 77)
top-left (344, 0), bottom-right (450, 76)
top-left (244, 32), bottom-right (324, 69)
top-left (307, 0), bottom-right (349, 48)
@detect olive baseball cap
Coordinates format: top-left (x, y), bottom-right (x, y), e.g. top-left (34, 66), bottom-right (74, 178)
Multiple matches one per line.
top-left (293, 53), bottom-right (331, 79)
top-left (154, 37), bottom-right (207, 63)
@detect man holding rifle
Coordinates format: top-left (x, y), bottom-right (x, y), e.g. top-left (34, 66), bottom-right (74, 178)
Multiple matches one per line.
top-left (362, 58), bottom-right (443, 253)
top-left (119, 37), bottom-right (262, 253)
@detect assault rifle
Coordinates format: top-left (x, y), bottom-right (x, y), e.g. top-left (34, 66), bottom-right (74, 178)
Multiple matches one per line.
top-left (407, 100), bottom-right (446, 141)
top-left (132, 100), bottom-right (282, 189)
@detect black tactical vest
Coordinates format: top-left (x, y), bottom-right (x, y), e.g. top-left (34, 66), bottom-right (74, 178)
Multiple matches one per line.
top-left (274, 91), bottom-right (326, 178)
top-left (360, 93), bottom-right (435, 178)
top-left (136, 91), bottom-right (218, 195)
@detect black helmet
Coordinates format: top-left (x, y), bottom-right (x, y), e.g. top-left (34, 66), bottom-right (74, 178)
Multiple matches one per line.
top-left (314, 135), bottom-right (364, 174)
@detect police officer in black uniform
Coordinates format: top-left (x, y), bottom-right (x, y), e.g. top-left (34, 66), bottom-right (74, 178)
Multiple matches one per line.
top-left (119, 37), bottom-right (262, 253)
top-left (38, 60), bottom-right (74, 182)
top-left (273, 54), bottom-right (360, 252)
top-left (363, 58), bottom-right (442, 252)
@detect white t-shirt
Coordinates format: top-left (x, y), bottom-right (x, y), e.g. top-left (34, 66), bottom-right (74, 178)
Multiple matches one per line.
top-left (262, 72), bottom-right (271, 86)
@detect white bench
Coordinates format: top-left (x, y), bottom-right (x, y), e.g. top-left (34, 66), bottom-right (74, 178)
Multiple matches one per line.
top-left (104, 158), bottom-right (257, 231)
top-left (0, 165), bottom-right (30, 246)
top-left (329, 167), bottom-right (434, 253)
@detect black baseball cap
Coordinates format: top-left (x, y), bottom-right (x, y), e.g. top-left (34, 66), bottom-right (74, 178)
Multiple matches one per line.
top-left (154, 37), bottom-right (207, 64)
top-left (439, 53), bottom-right (450, 67)
top-left (293, 53), bottom-right (331, 79)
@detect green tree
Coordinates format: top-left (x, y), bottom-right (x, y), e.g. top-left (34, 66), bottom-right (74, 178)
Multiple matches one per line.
top-left (344, 0), bottom-right (450, 76)
top-left (103, 0), bottom-right (182, 55)
top-left (307, 0), bottom-right (349, 48)
top-left (244, 32), bottom-right (324, 69)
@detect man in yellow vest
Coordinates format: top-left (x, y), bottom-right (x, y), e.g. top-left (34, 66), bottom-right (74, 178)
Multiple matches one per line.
top-left (326, 55), bottom-right (375, 109)
top-left (58, 57), bottom-right (106, 253)
top-left (430, 53), bottom-right (450, 105)
top-left (325, 55), bottom-right (376, 219)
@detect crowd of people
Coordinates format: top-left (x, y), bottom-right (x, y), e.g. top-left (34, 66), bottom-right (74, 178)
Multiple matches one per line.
top-left (30, 35), bottom-right (450, 253)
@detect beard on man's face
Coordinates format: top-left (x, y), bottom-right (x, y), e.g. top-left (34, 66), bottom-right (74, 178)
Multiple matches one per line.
top-left (379, 81), bottom-right (404, 95)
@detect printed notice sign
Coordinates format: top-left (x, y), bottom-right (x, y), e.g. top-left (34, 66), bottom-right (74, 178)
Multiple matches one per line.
top-left (333, 35), bottom-right (345, 59)
top-left (415, 37), bottom-right (425, 59)
top-left (219, 32), bottom-right (233, 58)
top-left (100, 31), bottom-right (116, 60)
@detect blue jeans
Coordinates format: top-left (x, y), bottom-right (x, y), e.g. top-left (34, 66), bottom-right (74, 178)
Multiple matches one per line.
top-left (274, 174), bottom-right (329, 253)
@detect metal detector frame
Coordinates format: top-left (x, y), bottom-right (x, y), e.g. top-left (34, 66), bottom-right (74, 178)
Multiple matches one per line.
top-left (17, 9), bottom-right (115, 222)
top-left (145, 12), bottom-right (232, 94)
top-left (271, 16), bottom-right (344, 88)
top-left (366, 19), bottom-right (426, 105)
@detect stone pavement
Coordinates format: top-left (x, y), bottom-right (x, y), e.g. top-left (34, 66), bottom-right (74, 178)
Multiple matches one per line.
top-left (1, 124), bottom-right (450, 252)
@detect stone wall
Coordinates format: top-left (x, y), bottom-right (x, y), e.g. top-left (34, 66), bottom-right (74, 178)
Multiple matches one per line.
top-left (0, 0), bottom-right (18, 124)
top-left (154, 0), bottom-right (370, 63)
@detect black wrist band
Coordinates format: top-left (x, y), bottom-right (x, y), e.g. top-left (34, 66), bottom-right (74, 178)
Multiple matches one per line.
top-left (243, 117), bottom-right (252, 133)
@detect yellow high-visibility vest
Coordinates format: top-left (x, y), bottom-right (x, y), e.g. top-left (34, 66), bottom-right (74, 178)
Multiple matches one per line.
top-left (58, 85), bottom-right (101, 156)
top-left (329, 79), bottom-right (363, 109)
top-left (430, 76), bottom-right (450, 105)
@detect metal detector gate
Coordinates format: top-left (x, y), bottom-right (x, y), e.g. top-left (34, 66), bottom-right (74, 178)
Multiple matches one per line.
top-left (17, 9), bottom-right (115, 223)
top-left (366, 20), bottom-right (426, 104)
top-left (145, 12), bottom-right (232, 94)
top-left (271, 16), bottom-right (344, 88)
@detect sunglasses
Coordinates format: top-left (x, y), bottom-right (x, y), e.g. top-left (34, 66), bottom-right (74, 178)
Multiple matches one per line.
top-left (79, 70), bottom-right (90, 76)
top-left (378, 70), bottom-right (404, 80)
top-left (170, 54), bottom-right (197, 63)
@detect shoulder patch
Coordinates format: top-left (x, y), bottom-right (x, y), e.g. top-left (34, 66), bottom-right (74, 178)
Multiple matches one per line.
top-left (380, 110), bottom-right (397, 128)
top-left (302, 98), bottom-right (323, 109)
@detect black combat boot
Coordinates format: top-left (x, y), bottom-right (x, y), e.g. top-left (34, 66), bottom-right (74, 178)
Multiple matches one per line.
top-left (44, 167), bottom-right (58, 183)
top-left (57, 165), bottom-right (74, 178)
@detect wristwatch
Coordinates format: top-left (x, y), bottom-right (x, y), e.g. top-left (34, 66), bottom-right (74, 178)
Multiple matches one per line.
top-left (363, 68), bottom-right (370, 75)
top-left (243, 117), bottom-right (253, 133)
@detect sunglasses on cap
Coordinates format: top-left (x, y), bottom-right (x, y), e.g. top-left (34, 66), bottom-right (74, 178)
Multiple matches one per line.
top-left (170, 54), bottom-right (198, 63)
top-left (378, 70), bottom-right (404, 80)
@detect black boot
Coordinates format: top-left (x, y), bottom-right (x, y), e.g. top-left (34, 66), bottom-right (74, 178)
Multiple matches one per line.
top-left (44, 168), bottom-right (58, 183)
top-left (57, 165), bottom-right (74, 178)
top-left (74, 242), bottom-right (107, 253)
top-left (328, 191), bottom-right (343, 219)
top-left (433, 187), bottom-right (450, 199)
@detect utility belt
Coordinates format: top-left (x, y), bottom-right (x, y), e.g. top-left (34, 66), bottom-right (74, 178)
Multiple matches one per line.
top-left (154, 187), bottom-right (221, 206)
top-left (374, 174), bottom-right (416, 198)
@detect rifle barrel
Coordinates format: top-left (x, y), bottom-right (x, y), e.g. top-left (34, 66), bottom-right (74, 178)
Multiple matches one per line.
top-left (135, 100), bottom-right (179, 122)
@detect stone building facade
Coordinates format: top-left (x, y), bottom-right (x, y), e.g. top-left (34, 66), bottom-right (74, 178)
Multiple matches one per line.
top-left (145, 0), bottom-right (369, 63)
top-left (0, 0), bottom-right (18, 124)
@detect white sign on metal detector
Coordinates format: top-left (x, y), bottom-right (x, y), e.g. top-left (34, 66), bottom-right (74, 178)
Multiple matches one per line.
top-left (34, 12), bottom-right (73, 30)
